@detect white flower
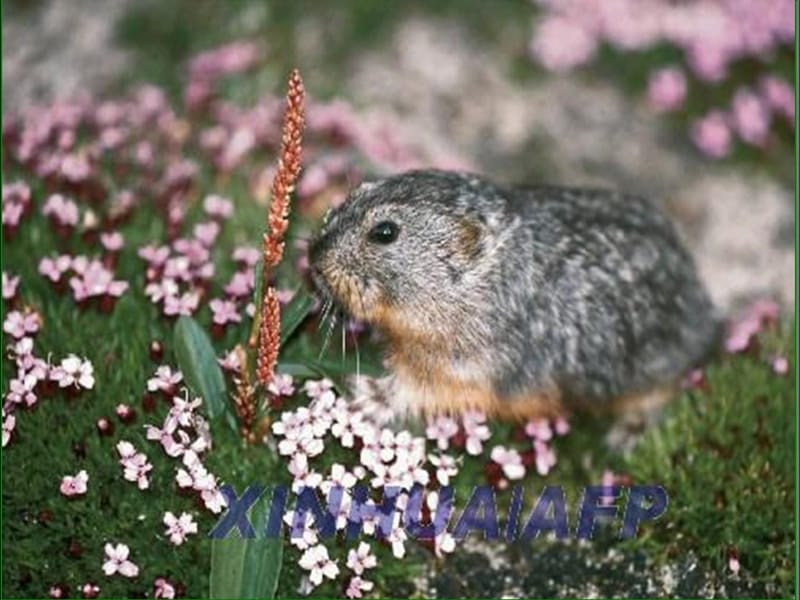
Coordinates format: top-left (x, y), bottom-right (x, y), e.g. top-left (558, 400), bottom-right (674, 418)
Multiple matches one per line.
top-left (320, 463), bottom-right (358, 494)
top-left (463, 410), bottom-right (491, 455)
top-left (163, 511), bottom-right (198, 545)
top-left (267, 373), bottom-right (295, 397)
top-left (330, 408), bottom-right (367, 448)
top-left (2, 412), bottom-right (15, 447)
top-left (284, 509), bottom-right (319, 550)
top-left (345, 576), bottom-right (374, 599)
top-left (434, 531), bottom-right (457, 557)
top-left (490, 445), bottom-right (526, 480)
top-left (116, 440), bottom-right (136, 459)
top-left (533, 439), bottom-right (556, 476)
top-left (298, 544), bottom-right (339, 586)
top-left (102, 543), bottom-right (139, 577)
top-left (428, 452), bottom-right (460, 486)
top-left (51, 354), bottom-right (94, 389)
top-left (147, 365), bottom-right (182, 392)
top-left (117, 440), bottom-right (153, 489)
top-left (60, 469), bottom-right (89, 497)
top-left (201, 488), bottom-right (228, 514)
top-left (304, 378), bottom-right (333, 399)
top-left (426, 415), bottom-right (459, 451)
top-left (346, 542), bottom-right (377, 575)
top-left (387, 523), bottom-right (408, 559)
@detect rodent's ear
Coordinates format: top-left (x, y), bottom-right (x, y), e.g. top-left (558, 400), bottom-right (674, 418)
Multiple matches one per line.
top-left (453, 217), bottom-right (484, 262)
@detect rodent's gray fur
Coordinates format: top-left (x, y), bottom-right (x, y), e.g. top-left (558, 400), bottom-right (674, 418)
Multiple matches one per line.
top-left (310, 169), bottom-right (719, 412)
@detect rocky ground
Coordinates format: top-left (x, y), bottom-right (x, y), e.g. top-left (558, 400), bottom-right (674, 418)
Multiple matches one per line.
top-left (2, 3), bottom-right (794, 598)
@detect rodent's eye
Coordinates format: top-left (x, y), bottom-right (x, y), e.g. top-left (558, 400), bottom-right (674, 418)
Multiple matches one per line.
top-left (367, 220), bottom-right (399, 245)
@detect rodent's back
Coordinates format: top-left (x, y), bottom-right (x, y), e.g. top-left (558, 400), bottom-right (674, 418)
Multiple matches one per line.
top-left (494, 184), bottom-right (719, 403)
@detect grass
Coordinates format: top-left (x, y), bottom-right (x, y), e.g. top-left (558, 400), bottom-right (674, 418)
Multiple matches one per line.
top-left (623, 324), bottom-right (797, 594)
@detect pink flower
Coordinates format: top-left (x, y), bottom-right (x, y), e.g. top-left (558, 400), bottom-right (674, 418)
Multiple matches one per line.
top-left (188, 41), bottom-right (260, 82)
top-left (39, 255), bottom-right (73, 283)
top-left (69, 260), bottom-right (129, 301)
top-left (147, 365), bottom-right (183, 393)
top-left (2, 181), bottom-right (31, 207)
top-left (298, 165), bottom-right (330, 198)
top-left (2, 412), bottom-right (15, 446)
top-left (346, 541), bottom-right (377, 575)
top-left (232, 246), bottom-right (260, 267)
top-left (2, 271), bottom-right (19, 300)
top-left (771, 355), bottom-right (789, 375)
top-left (217, 349), bottom-right (242, 373)
top-left (760, 76), bottom-right (794, 123)
top-left (100, 232), bottom-right (124, 252)
top-left (304, 378), bottom-right (334, 400)
top-left (600, 469), bottom-right (617, 506)
top-left (345, 576), bottom-right (374, 599)
top-left (209, 298), bottom-right (241, 326)
top-left (224, 271), bottom-right (254, 298)
top-left (42, 194), bottom-right (79, 226)
top-left (154, 578), bottom-right (176, 599)
top-left (7, 374), bottom-right (38, 407)
top-left (60, 470), bottom-right (89, 497)
top-left (533, 438), bottom-right (557, 476)
top-left (725, 299), bottom-right (780, 353)
top-left (145, 278), bottom-right (179, 304)
top-left (50, 355), bottom-right (95, 389)
top-left (531, 16), bottom-right (597, 72)
top-left (3, 202), bottom-right (24, 228)
top-left (426, 415), bottom-right (459, 451)
top-left (490, 445), bottom-right (525, 480)
top-left (80, 583), bottom-right (100, 599)
top-left (3, 310), bottom-right (41, 339)
top-left (524, 418), bottom-right (553, 441)
top-left (193, 221), bottom-right (220, 247)
top-left (731, 88), bottom-right (771, 147)
top-left (145, 422), bottom-right (185, 458)
top-left (115, 403), bottom-right (135, 422)
top-left (60, 153), bottom-right (92, 182)
top-left (553, 416), bottom-right (570, 436)
top-left (138, 244), bottom-right (170, 267)
top-left (686, 42), bottom-right (729, 83)
top-left (267, 373), bottom-right (295, 397)
top-left (691, 110), bottom-right (732, 159)
top-left (647, 67), bottom-right (687, 112)
top-left (203, 194), bottom-right (234, 219)
top-left (463, 410), bottom-right (491, 455)
top-left (102, 543), bottom-right (139, 578)
top-left (117, 441), bottom-right (153, 490)
top-left (163, 511), bottom-right (198, 545)
top-left (164, 290), bottom-right (201, 316)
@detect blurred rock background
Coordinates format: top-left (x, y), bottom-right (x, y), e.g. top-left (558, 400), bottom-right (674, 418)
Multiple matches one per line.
top-left (4, 0), bottom-right (794, 312)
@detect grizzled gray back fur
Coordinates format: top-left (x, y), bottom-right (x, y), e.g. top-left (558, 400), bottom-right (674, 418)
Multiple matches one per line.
top-left (311, 169), bottom-right (720, 406)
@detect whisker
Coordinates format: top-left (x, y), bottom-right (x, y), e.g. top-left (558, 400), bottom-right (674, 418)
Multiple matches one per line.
top-left (319, 310), bottom-right (338, 359)
top-left (352, 318), bottom-right (361, 384)
top-left (340, 314), bottom-right (346, 371)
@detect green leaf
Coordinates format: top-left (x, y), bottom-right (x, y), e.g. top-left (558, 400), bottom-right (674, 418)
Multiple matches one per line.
top-left (210, 487), bottom-right (283, 599)
top-left (279, 288), bottom-right (315, 344)
top-left (174, 315), bottom-right (228, 421)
